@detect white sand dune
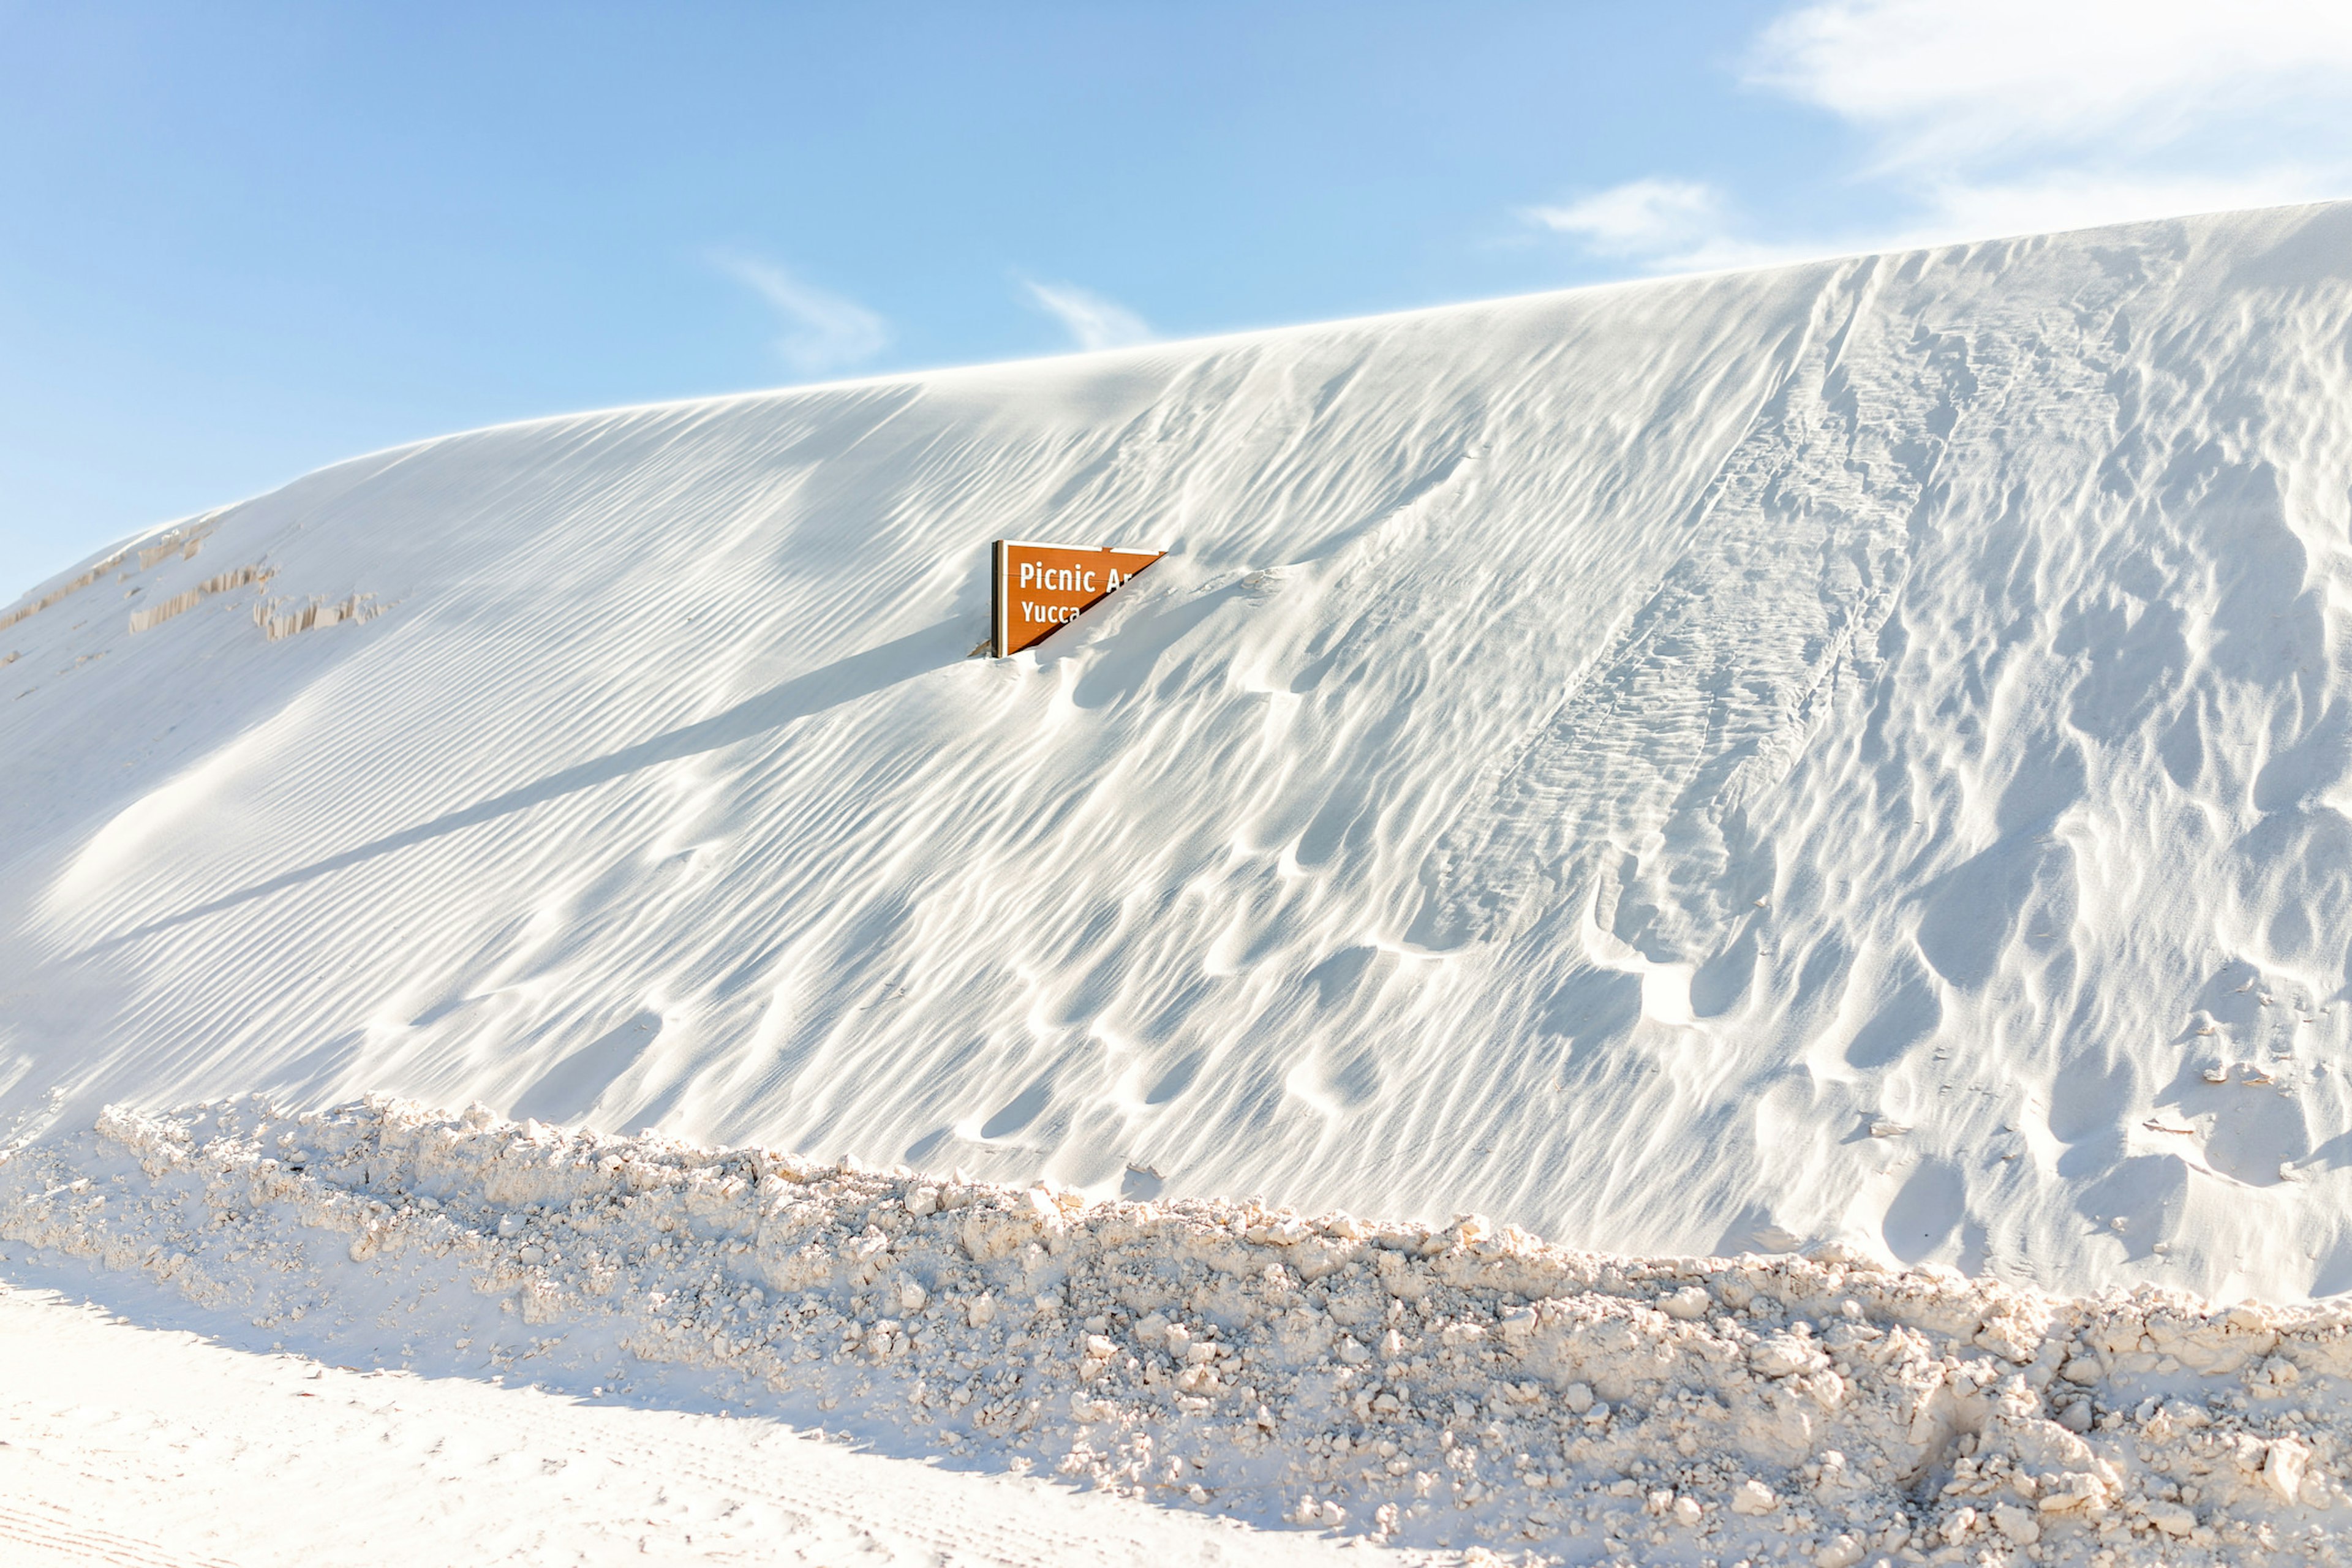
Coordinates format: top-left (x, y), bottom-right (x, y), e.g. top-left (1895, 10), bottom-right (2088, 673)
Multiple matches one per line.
top-left (7, 202), bottom-right (2352, 1563)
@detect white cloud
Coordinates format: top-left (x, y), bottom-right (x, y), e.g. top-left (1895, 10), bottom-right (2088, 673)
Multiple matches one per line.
top-left (1752, 0), bottom-right (2352, 172)
top-left (1521, 179), bottom-right (1726, 259)
top-left (711, 254), bottom-right (889, 377)
top-left (1899, 168), bottom-right (2332, 246)
top-left (1022, 279), bottom-right (1154, 351)
top-left (1526, 0), bottom-right (2352, 273)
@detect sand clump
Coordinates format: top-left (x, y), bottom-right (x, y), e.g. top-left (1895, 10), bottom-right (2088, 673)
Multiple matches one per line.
top-left (5, 1093), bottom-right (2348, 1564)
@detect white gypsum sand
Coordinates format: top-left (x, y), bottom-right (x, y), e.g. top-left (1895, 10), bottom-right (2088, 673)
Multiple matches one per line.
top-left (0, 1282), bottom-right (1365, 1568)
top-left (2, 1093), bottom-right (2347, 1564)
top-left (6, 203), bottom-right (2352, 1301)
top-left (6, 200), bottom-right (2352, 1561)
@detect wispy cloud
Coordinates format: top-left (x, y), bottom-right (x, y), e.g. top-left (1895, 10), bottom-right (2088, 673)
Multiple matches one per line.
top-left (1753, 0), bottom-right (2352, 173)
top-left (1520, 179), bottom-right (1731, 262)
top-left (712, 254), bottom-right (889, 376)
top-left (1022, 279), bottom-right (1154, 351)
top-left (1525, 0), bottom-right (2352, 273)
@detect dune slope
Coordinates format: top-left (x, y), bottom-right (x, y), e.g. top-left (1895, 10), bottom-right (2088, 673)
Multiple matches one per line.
top-left (7, 203), bottom-right (2352, 1303)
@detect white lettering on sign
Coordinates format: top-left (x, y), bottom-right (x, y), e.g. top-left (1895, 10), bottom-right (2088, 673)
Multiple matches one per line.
top-left (1017, 564), bottom-right (1110, 593)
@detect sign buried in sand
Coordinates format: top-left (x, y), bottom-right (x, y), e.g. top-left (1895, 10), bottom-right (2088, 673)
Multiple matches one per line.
top-left (990, 539), bottom-right (1165, 658)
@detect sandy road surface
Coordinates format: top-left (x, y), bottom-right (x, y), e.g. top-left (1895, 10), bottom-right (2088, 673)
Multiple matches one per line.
top-left (0, 1284), bottom-right (1371, 1568)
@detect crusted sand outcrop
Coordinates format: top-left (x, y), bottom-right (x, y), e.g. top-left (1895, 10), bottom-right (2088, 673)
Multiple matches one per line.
top-left (6, 1095), bottom-right (2347, 1563)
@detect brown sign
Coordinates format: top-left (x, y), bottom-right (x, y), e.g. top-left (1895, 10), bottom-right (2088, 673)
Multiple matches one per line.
top-left (991, 539), bottom-right (1165, 657)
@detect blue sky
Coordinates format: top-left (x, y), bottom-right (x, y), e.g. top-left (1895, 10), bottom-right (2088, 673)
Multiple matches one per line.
top-left (6, 1), bottom-right (2350, 597)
